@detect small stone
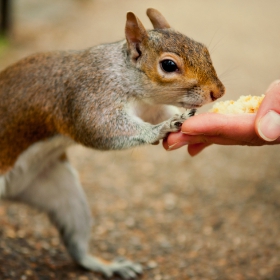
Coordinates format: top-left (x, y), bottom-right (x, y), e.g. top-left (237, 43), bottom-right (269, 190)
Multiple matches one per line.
top-left (25, 270), bottom-right (33, 276)
top-left (51, 237), bottom-right (60, 246)
top-left (21, 247), bottom-right (30, 255)
top-left (117, 247), bottom-right (126, 255)
top-left (217, 259), bottom-right (227, 266)
top-left (164, 193), bottom-right (177, 210)
top-left (5, 228), bottom-right (16, 238)
top-left (147, 260), bottom-right (158, 269)
top-left (125, 217), bottom-right (135, 228)
top-left (17, 229), bottom-right (26, 238)
top-left (41, 241), bottom-right (50, 250)
top-left (203, 226), bottom-right (213, 236)
top-left (160, 241), bottom-right (172, 249)
top-left (78, 276), bottom-right (89, 280)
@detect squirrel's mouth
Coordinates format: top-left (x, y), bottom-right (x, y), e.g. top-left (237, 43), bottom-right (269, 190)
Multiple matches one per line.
top-left (179, 102), bottom-right (202, 109)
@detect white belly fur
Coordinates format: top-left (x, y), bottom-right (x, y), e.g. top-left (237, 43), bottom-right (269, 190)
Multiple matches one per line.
top-left (1, 135), bottom-right (74, 198)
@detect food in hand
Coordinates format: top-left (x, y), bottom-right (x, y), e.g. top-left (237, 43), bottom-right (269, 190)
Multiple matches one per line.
top-left (210, 95), bottom-right (265, 114)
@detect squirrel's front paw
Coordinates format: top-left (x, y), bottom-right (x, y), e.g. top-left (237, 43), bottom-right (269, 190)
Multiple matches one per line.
top-left (154, 109), bottom-right (196, 142)
top-left (169, 109), bottom-right (197, 130)
top-left (150, 109), bottom-right (196, 144)
top-left (169, 114), bottom-right (185, 130)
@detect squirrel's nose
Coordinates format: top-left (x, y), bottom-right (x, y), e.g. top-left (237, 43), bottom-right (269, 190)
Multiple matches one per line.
top-left (210, 84), bottom-right (225, 101)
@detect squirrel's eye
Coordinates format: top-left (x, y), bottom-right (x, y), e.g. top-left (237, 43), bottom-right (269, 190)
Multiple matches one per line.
top-left (160, 59), bottom-right (178, 73)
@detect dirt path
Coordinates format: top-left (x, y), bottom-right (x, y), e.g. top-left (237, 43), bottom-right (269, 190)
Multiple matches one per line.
top-left (0, 1), bottom-right (280, 279)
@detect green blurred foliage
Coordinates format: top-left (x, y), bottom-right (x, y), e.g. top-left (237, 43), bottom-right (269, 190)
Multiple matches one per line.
top-left (0, 35), bottom-right (9, 56)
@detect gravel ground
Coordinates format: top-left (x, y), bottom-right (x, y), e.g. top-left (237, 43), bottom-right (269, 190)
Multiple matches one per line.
top-left (0, 1), bottom-right (280, 279)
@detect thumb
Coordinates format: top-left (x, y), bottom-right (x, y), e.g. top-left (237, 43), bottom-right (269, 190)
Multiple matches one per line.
top-left (257, 110), bottom-right (280, 141)
top-left (256, 80), bottom-right (280, 141)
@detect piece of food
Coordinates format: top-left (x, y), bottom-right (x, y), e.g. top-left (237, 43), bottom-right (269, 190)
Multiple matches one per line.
top-left (210, 95), bottom-right (265, 114)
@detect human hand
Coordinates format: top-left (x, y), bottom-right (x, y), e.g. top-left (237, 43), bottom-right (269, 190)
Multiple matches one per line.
top-left (163, 80), bottom-right (280, 156)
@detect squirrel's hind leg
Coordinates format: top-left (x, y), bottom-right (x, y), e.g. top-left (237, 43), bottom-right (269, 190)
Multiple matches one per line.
top-left (79, 255), bottom-right (142, 279)
top-left (14, 155), bottom-right (142, 279)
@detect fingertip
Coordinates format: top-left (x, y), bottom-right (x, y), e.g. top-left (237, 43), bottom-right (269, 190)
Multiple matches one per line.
top-left (181, 112), bottom-right (222, 134)
top-left (266, 79), bottom-right (280, 93)
top-left (167, 141), bottom-right (188, 151)
top-left (162, 132), bottom-right (185, 151)
top-left (162, 138), bottom-right (169, 150)
top-left (187, 143), bottom-right (211, 156)
top-left (165, 131), bottom-right (189, 146)
top-left (256, 80), bottom-right (280, 128)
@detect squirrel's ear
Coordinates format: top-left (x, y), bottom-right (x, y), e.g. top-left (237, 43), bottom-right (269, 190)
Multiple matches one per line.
top-left (146, 8), bottom-right (171, 29)
top-left (125, 12), bottom-right (148, 61)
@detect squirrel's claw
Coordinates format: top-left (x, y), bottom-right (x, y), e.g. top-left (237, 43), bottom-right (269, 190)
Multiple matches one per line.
top-left (181, 108), bottom-right (197, 119)
top-left (170, 109), bottom-right (197, 129)
top-left (188, 108), bottom-right (197, 117)
top-left (107, 259), bottom-right (142, 279)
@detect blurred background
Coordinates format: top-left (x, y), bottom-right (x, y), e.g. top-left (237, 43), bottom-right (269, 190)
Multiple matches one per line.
top-left (0, 1), bottom-right (279, 279)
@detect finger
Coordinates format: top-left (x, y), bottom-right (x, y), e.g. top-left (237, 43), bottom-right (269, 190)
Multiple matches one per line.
top-left (181, 113), bottom-right (256, 137)
top-left (164, 116), bottom-right (261, 151)
top-left (256, 80), bottom-right (280, 118)
top-left (167, 113), bottom-right (256, 142)
top-left (255, 80), bottom-right (280, 141)
top-left (187, 143), bottom-right (211, 156)
top-left (162, 138), bottom-right (169, 150)
top-left (163, 131), bottom-right (184, 150)
top-left (168, 134), bottom-right (264, 151)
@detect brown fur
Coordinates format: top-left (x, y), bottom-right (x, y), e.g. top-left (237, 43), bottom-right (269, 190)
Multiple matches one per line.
top-left (0, 9), bottom-right (225, 278)
top-left (0, 9), bottom-right (224, 174)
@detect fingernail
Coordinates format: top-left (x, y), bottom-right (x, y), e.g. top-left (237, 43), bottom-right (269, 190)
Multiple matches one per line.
top-left (167, 141), bottom-right (188, 151)
top-left (257, 110), bottom-right (280, 141)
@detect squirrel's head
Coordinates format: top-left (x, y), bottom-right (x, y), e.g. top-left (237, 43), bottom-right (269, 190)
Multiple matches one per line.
top-left (125, 8), bottom-right (225, 109)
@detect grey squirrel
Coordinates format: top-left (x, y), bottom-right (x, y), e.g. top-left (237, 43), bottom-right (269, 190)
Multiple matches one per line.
top-left (0, 8), bottom-right (225, 279)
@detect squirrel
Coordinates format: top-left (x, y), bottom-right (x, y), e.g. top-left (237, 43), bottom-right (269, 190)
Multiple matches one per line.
top-left (0, 8), bottom-right (225, 279)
